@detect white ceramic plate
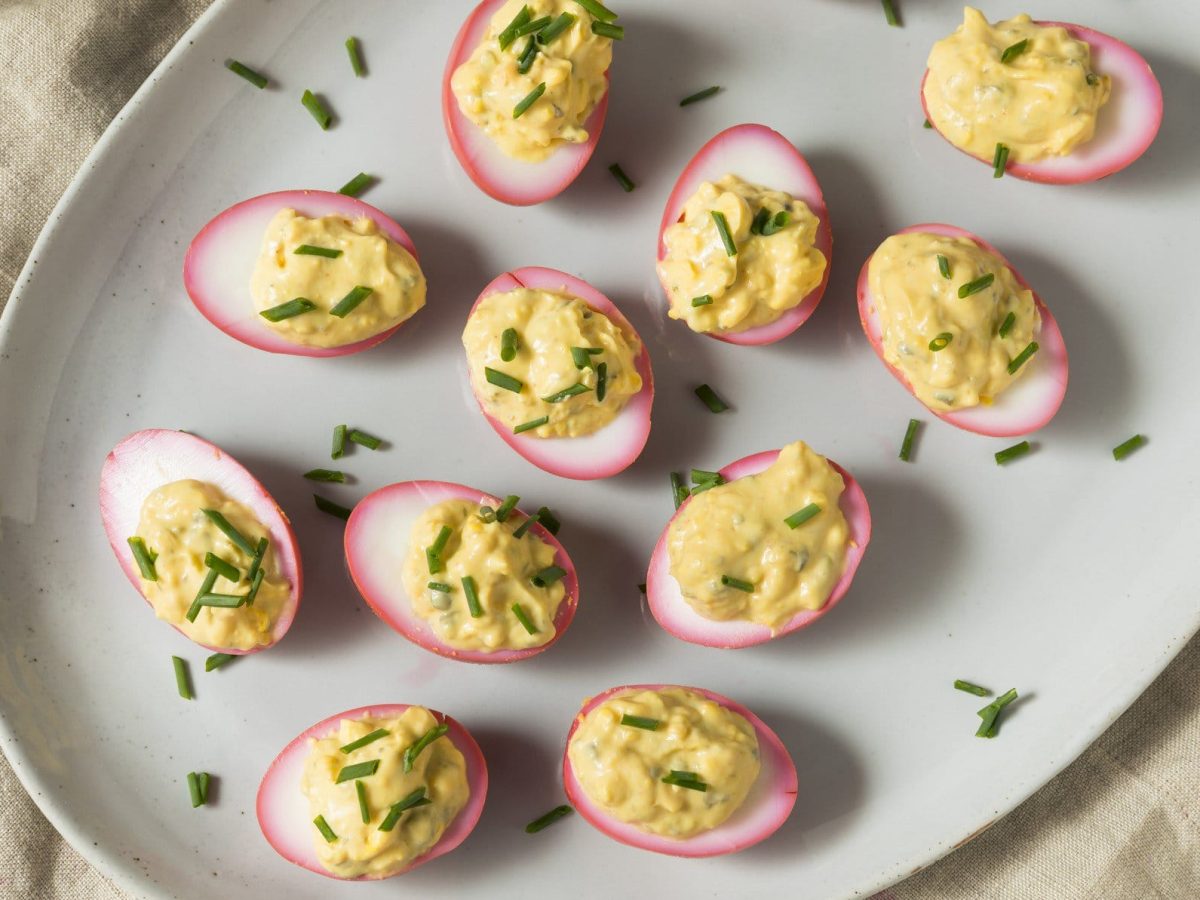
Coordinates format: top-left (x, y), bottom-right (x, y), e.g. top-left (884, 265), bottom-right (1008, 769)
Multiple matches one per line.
top-left (1, 1), bottom-right (1196, 897)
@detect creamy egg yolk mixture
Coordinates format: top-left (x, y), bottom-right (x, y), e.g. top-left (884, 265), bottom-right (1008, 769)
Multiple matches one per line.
top-left (301, 708), bottom-right (469, 879)
top-left (461, 287), bottom-right (642, 439)
top-left (924, 7), bottom-right (1111, 163)
top-left (867, 232), bottom-right (1040, 410)
top-left (400, 499), bottom-right (566, 653)
top-left (667, 442), bottom-right (850, 632)
top-left (658, 174), bottom-right (826, 334)
top-left (250, 209), bottom-right (426, 349)
top-left (450, 0), bottom-right (612, 162)
top-left (134, 479), bottom-right (288, 650)
top-left (567, 687), bottom-right (760, 839)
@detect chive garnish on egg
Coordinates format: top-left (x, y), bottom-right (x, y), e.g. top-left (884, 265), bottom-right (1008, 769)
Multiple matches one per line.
top-left (512, 602), bottom-right (539, 634)
top-left (186, 570), bottom-right (219, 623)
top-left (203, 552), bottom-right (239, 583)
top-left (937, 254), bottom-right (952, 279)
top-left (608, 163), bottom-right (636, 192)
top-left (462, 576), bottom-right (483, 617)
top-left (526, 805), bottom-right (573, 833)
top-left (711, 211), bottom-right (737, 256)
top-left (513, 82), bottom-right (547, 119)
top-left (304, 468), bottom-right (346, 483)
top-left (570, 346), bottom-right (601, 369)
top-left (345, 36), bottom-right (366, 77)
top-left (954, 679), bottom-right (991, 697)
top-left (596, 362), bottom-right (608, 401)
top-left (958, 273), bottom-right (994, 298)
top-left (331, 424), bottom-right (347, 459)
top-left (335, 760), bottom-right (381, 783)
top-left (486, 367), bottom-right (524, 393)
top-left (499, 5), bottom-right (532, 50)
top-left (532, 565), bottom-right (566, 588)
top-left (721, 575), bottom-right (755, 593)
top-left (1000, 39), bottom-right (1029, 64)
top-left (661, 771), bottom-right (708, 791)
top-left (679, 85), bottom-right (720, 107)
top-left (881, 0), bottom-right (900, 27)
top-left (620, 714), bottom-right (660, 731)
top-left (201, 509), bottom-right (256, 556)
top-left (512, 511), bottom-right (540, 539)
top-left (225, 60), bottom-right (269, 89)
top-left (574, 0), bottom-right (618, 23)
top-left (1112, 434), bottom-right (1146, 461)
top-left (501, 328), bottom-right (520, 362)
top-left (538, 12), bottom-right (576, 45)
top-left (205, 653), bottom-right (236, 672)
top-left (591, 21), bottom-right (624, 40)
top-left (749, 208), bottom-right (770, 236)
top-left (356, 780), bottom-right (370, 824)
top-left (992, 142), bottom-right (1010, 178)
top-left (246, 536), bottom-right (268, 585)
top-left (348, 428), bottom-right (382, 450)
top-left (760, 211), bottom-right (791, 236)
top-left (260, 297), bottom-right (316, 322)
top-left (340, 729), bottom-right (390, 754)
top-left (691, 295), bottom-right (713, 307)
top-left (300, 90), bottom-right (332, 130)
top-left (379, 787), bottom-right (431, 831)
top-left (899, 418), bottom-right (921, 462)
top-left (244, 568), bottom-right (265, 605)
top-left (128, 537), bottom-right (158, 580)
top-left (694, 383), bottom-right (729, 413)
top-left (690, 468), bottom-right (721, 484)
top-left (928, 333), bottom-right (953, 352)
top-left (428, 581), bottom-right (453, 593)
top-left (536, 506), bottom-right (561, 535)
top-left (998, 311), bottom-right (1016, 338)
top-left (338, 172), bottom-right (375, 197)
top-left (294, 244), bottom-right (342, 258)
top-left (196, 592), bottom-right (246, 609)
top-left (543, 383), bottom-right (590, 403)
top-left (516, 15), bottom-right (552, 37)
top-left (329, 285), bottom-right (374, 318)
top-left (1007, 341), bottom-right (1039, 374)
top-left (495, 495), bottom-right (520, 522)
top-left (517, 36), bottom-right (540, 74)
top-left (172, 656), bottom-right (193, 700)
top-left (514, 416), bottom-right (549, 434)
top-left (670, 472), bottom-right (689, 509)
top-left (784, 503), bottom-right (821, 529)
top-left (404, 724), bottom-right (450, 773)
top-left (994, 440), bottom-right (1031, 465)
top-left (426, 525), bottom-right (453, 574)
top-left (314, 494), bottom-right (353, 520)
top-left (313, 815), bottom-right (338, 842)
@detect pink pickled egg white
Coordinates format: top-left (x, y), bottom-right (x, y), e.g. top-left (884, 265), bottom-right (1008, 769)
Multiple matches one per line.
top-left (465, 266), bottom-right (653, 480)
top-left (256, 703), bottom-right (488, 880)
top-left (656, 123), bottom-right (833, 346)
top-left (562, 684), bottom-right (797, 857)
top-left (183, 190), bottom-right (421, 357)
top-left (98, 428), bottom-right (302, 654)
top-left (647, 450), bottom-right (871, 649)
top-left (442, 0), bottom-right (609, 205)
top-left (857, 223), bottom-right (1069, 437)
top-left (344, 480), bottom-right (580, 664)
top-left (921, 22), bottom-right (1163, 184)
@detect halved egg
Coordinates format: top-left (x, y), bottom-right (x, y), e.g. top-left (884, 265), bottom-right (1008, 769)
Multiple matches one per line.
top-left (344, 479), bottom-right (580, 663)
top-left (257, 703), bottom-right (488, 880)
top-left (184, 190), bottom-right (424, 357)
top-left (562, 684), bottom-right (797, 856)
top-left (462, 266), bottom-right (653, 479)
top-left (443, 0), bottom-right (612, 205)
top-left (857, 223), bottom-right (1069, 436)
top-left (647, 447), bottom-right (871, 649)
top-left (99, 428), bottom-right (302, 654)
top-left (656, 123), bottom-right (832, 345)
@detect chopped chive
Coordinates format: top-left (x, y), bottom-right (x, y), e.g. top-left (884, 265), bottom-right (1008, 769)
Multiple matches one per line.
top-left (517, 35), bottom-right (539, 74)
top-left (571, 346), bottom-right (600, 368)
top-left (128, 537), bottom-right (158, 580)
top-left (379, 787), bottom-right (430, 831)
top-left (404, 724), bottom-right (449, 773)
top-left (356, 780), bottom-right (370, 824)
top-left (329, 285), bottom-right (373, 318)
top-left (335, 760), bottom-right (380, 783)
top-left (197, 772), bottom-right (210, 804)
top-left (937, 254), bottom-right (951, 279)
top-left (499, 6), bottom-right (532, 50)
top-left (1086, 72), bottom-right (1099, 86)
top-left (543, 383), bottom-right (590, 403)
top-left (340, 728), bottom-right (389, 754)
top-left (348, 428), bottom-right (382, 450)
top-left (259, 297), bottom-right (316, 322)
top-left (225, 59), bottom-right (268, 89)
top-left (608, 163), bottom-right (635, 192)
top-left (679, 85), bottom-right (720, 107)
top-left (536, 506), bottom-right (561, 535)
top-left (721, 574), bottom-right (755, 593)
top-left (304, 468), bottom-right (346, 483)
top-left (516, 15), bottom-right (553, 36)
top-left (760, 210), bottom-right (791, 237)
top-left (688, 474), bottom-right (725, 495)
top-left (591, 21), bottom-right (624, 40)
top-left (314, 494), bottom-right (353, 520)
top-left (512, 602), bottom-right (538, 634)
top-left (954, 679), bottom-right (991, 697)
top-left (495, 495), bottom-right (520, 523)
top-left (994, 440), bottom-right (1031, 465)
top-left (998, 311), bottom-right (1016, 338)
top-left (928, 332), bottom-right (953, 352)
top-left (201, 509), bottom-right (256, 556)
top-left (205, 653), bottom-right (235, 672)
top-left (532, 565), bottom-right (567, 588)
top-left (514, 416), bottom-right (548, 434)
top-left (313, 815), bottom-right (337, 842)
top-left (345, 36), bottom-right (366, 76)
top-left (620, 714), bottom-right (660, 731)
top-left (186, 570), bottom-right (219, 622)
top-left (661, 772), bottom-right (708, 791)
top-left (573, 0), bottom-right (617, 22)
top-left (538, 12), bottom-right (576, 44)
top-left (486, 367), bottom-right (524, 393)
top-left (294, 244), bottom-right (342, 258)
top-left (196, 592), bottom-right (246, 608)
top-left (246, 537), bottom-right (268, 587)
top-left (512, 512), bottom-right (540, 539)
top-left (694, 383), bottom-right (728, 413)
top-left (426, 525), bottom-right (453, 574)
top-left (172, 656), bottom-right (193, 700)
top-left (923, 118), bottom-right (932, 128)
top-left (478, 505), bottom-right (497, 523)
top-left (427, 581), bottom-right (453, 593)
top-left (204, 552), bottom-right (239, 583)
top-left (1112, 434), bottom-right (1146, 461)
top-left (899, 418), bottom-right (921, 462)
top-left (670, 471), bottom-right (689, 509)
top-left (881, 0), bottom-right (900, 27)
top-left (1007, 341), bottom-right (1039, 374)
top-left (711, 210), bottom-right (737, 256)
top-left (526, 804), bottom-right (573, 833)
top-left (784, 503), bottom-right (821, 529)
top-left (244, 568), bottom-right (265, 605)
top-left (958, 273), bottom-right (994, 298)
top-left (976, 688), bottom-right (1018, 738)
top-left (187, 771), bottom-right (205, 808)
top-left (992, 142), bottom-right (1010, 178)
top-left (749, 207), bottom-right (771, 236)
top-left (513, 82), bottom-right (546, 119)
top-left (338, 172), bottom-right (375, 197)
top-left (501, 328), bottom-right (520, 362)
top-left (1000, 39), bottom-right (1029, 64)
top-left (691, 468), bottom-right (722, 484)
top-left (691, 295), bottom-right (713, 307)
top-left (300, 90), bottom-right (332, 130)
top-left (462, 576), bottom-right (483, 617)
top-left (331, 424), bottom-right (347, 459)
top-left (596, 362), bottom-right (608, 402)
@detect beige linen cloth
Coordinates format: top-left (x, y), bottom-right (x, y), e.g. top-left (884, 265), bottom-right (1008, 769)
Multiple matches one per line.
top-left (1, 2), bottom-right (1198, 898)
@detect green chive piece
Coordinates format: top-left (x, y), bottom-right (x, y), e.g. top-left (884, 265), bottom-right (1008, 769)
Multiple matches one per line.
top-left (690, 468), bottom-right (722, 485)
top-left (499, 6), bottom-right (532, 50)
top-left (1112, 434), bottom-right (1146, 461)
top-left (513, 82), bottom-right (547, 118)
top-left (688, 474), bottom-right (725, 495)
top-left (574, 0), bottom-right (617, 22)
top-left (313, 815), bottom-right (337, 842)
top-left (314, 494), bottom-right (353, 520)
top-left (532, 565), bottom-right (567, 588)
top-left (784, 503), bottom-right (821, 529)
top-left (670, 472), bottom-right (689, 509)
top-left (923, 118), bottom-right (933, 128)
top-left (495, 495), bottom-right (520, 523)
top-left (196, 593), bottom-right (246, 609)
top-left (462, 576), bottom-right (483, 617)
top-left (172, 656), bottom-right (193, 700)
top-left (750, 207), bottom-right (771, 236)
top-left (937, 254), bottom-right (951, 279)
top-left (516, 15), bottom-right (552, 36)
top-left (486, 367), bottom-right (524, 393)
top-left (517, 35), bottom-right (540, 74)
top-left (514, 416), bottom-right (549, 434)
top-left (994, 440), bottom-right (1031, 465)
top-left (1007, 341), bottom-right (1039, 374)
top-left (538, 12), bottom-right (576, 44)
top-left (203, 552), bottom-right (239, 583)
top-left (345, 36), bottom-right (366, 76)
top-left (187, 772), bottom-right (205, 808)
top-left (128, 537), bottom-right (158, 581)
top-left (620, 714), bottom-right (660, 731)
top-left (340, 728), bottom-right (390, 754)
top-left (711, 210), bottom-right (737, 256)
top-left (760, 210), bottom-right (791, 236)
top-left (608, 163), bottom-right (636, 192)
top-left (501, 328), bottom-right (520, 362)
top-left (426, 525), bottom-right (453, 574)
top-left (427, 581), bottom-right (452, 593)
top-left (571, 346), bottom-right (601, 368)
top-left (356, 780), bottom-right (370, 824)
top-left (332, 424), bottom-right (347, 459)
top-left (591, 21), bottom-right (624, 40)
top-left (294, 244), bottom-right (342, 258)
top-left (721, 574), bottom-right (755, 593)
top-left (661, 772), bottom-right (708, 791)
top-left (512, 512), bottom-right (540, 539)
top-left (958, 273), bottom-right (995, 298)
top-left (186, 570), bottom-right (219, 623)
top-left (259, 297), bottom-right (317, 322)
top-left (301, 89), bottom-right (332, 130)
top-left (1086, 72), bottom-right (1099, 86)
top-left (244, 568), bottom-right (265, 605)
top-left (881, 0), bottom-right (900, 27)
top-left (404, 724), bottom-right (449, 773)
top-left (596, 362), bottom-right (608, 402)
top-left (512, 602), bottom-right (538, 635)
top-left (225, 59), bottom-right (268, 89)
top-left (478, 505), bottom-right (497, 523)
top-left (338, 172), bottom-right (375, 197)
top-left (197, 772), bottom-right (210, 804)
top-left (691, 295), bottom-right (713, 307)
top-left (244, 537), bottom-right (266, 590)
top-left (201, 509), bottom-right (256, 556)
top-left (526, 804), bottom-right (573, 833)
top-left (993, 142), bottom-right (1010, 178)
top-left (954, 679), bottom-right (991, 697)
top-left (379, 787), bottom-right (430, 831)
top-left (1000, 39), bottom-right (1029, 64)
top-left (543, 383), bottom-right (590, 403)
top-left (205, 653), bottom-right (235, 673)
top-left (304, 468), bottom-right (346, 483)
top-left (998, 311), bottom-right (1016, 338)
top-left (348, 429), bottom-right (382, 450)
top-left (928, 332), bottom-right (953, 352)
top-left (335, 760), bottom-right (380, 783)
top-left (899, 418), bottom-right (921, 462)
top-left (679, 85), bottom-right (720, 107)
top-left (329, 285), bottom-right (373, 318)
top-left (536, 506), bottom-right (561, 535)
top-left (976, 688), bottom-right (1018, 738)
top-left (694, 383), bottom-right (728, 413)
